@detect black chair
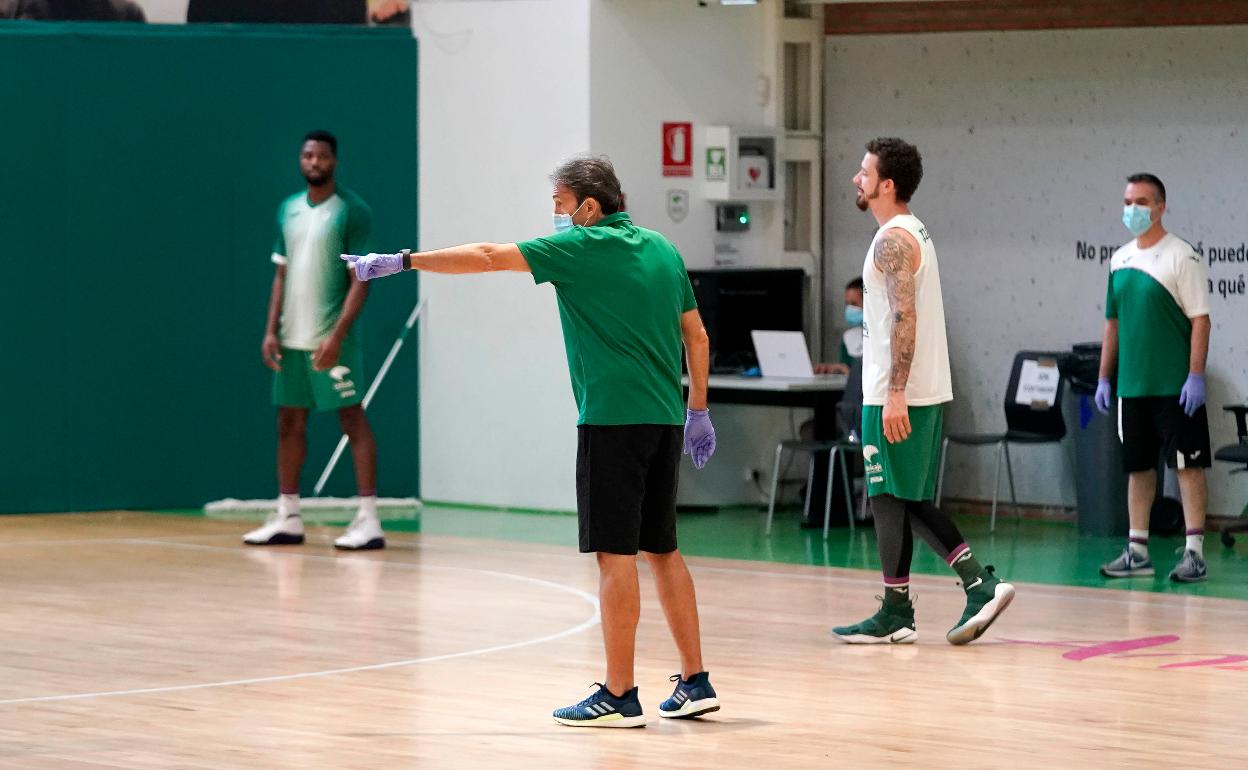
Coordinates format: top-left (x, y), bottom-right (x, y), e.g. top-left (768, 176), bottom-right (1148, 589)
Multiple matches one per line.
top-left (838, 354), bottom-right (865, 441)
top-left (765, 438), bottom-right (856, 539)
top-left (1216, 404), bottom-right (1248, 547)
top-left (766, 357), bottom-right (864, 540)
top-left (838, 355), bottom-right (870, 528)
top-left (936, 351), bottom-right (1067, 531)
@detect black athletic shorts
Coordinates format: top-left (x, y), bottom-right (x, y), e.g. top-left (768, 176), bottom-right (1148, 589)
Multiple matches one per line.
top-left (576, 424), bottom-right (682, 555)
top-left (1119, 396), bottom-right (1211, 473)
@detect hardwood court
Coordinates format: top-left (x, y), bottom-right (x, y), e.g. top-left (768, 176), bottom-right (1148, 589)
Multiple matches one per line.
top-left (1, 512), bottom-right (1245, 768)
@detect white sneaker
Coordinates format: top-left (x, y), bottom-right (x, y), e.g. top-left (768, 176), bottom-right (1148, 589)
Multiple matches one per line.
top-left (334, 514), bottom-right (386, 551)
top-left (243, 512), bottom-right (305, 546)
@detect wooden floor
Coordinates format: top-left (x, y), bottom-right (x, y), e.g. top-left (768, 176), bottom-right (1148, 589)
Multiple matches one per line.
top-left (2, 512), bottom-right (1247, 769)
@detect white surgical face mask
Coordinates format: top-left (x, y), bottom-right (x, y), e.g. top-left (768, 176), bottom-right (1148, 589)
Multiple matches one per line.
top-left (552, 200), bottom-right (587, 233)
top-left (1122, 204), bottom-right (1153, 237)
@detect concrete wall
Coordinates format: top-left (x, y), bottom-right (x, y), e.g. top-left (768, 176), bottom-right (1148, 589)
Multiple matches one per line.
top-left (823, 26), bottom-right (1248, 514)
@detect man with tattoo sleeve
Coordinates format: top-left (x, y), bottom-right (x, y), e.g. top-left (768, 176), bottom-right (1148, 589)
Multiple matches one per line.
top-left (832, 138), bottom-right (1015, 645)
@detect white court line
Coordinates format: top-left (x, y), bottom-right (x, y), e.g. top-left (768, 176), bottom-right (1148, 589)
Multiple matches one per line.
top-left (0, 541), bottom-right (600, 706)
top-left (5, 532), bottom-right (1246, 615)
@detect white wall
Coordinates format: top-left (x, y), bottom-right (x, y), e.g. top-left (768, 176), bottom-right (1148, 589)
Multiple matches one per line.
top-left (823, 27), bottom-right (1248, 514)
top-left (133, 0), bottom-right (187, 23)
top-left (590, 0), bottom-right (806, 506)
top-left (416, 1), bottom-right (590, 510)
top-left (415, 1), bottom-right (837, 510)
top-left (589, 0), bottom-right (774, 267)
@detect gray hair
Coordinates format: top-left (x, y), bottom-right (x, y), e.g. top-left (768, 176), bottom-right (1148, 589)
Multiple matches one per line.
top-left (550, 155), bottom-right (624, 215)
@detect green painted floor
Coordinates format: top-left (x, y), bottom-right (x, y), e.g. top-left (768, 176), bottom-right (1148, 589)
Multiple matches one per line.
top-left (173, 502), bottom-right (1248, 602)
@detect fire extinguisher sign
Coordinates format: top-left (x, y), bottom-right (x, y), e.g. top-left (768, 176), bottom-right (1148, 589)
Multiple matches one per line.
top-left (662, 122), bottom-right (692, 177)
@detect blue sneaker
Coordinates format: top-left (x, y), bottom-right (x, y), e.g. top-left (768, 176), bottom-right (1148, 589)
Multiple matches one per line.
top-left (552, 683), bottom-right (645, 728)
top-left (658, 672), bottom-right (720, 719)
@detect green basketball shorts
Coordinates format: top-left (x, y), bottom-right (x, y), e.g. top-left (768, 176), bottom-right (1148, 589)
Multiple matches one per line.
top-left (861, 404), bottom-right (945, 502)
top-left (272, 336), bottom-right (365, 412)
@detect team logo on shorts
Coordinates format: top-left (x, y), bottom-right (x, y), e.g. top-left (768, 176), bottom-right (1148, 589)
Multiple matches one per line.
top-left (863, 444), bottom-right (884, 481)
top-left (329, 365), bottom-right (357, 399)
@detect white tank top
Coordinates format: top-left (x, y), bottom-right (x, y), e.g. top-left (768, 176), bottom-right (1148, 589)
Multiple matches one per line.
top-left (860, 213), bottom-right (953, 406)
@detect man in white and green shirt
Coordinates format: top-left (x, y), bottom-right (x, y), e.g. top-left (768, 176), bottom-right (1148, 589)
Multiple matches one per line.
top-left (814, 277), bottom-right (864, 376)
top-left (1096, 173), bottom-right (1212, 582)
top-left (245, 130), bottom-right (385, 551)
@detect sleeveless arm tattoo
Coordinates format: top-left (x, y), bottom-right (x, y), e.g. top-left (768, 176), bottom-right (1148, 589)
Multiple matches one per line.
top-left (873, 230), bottom-right (916, 393)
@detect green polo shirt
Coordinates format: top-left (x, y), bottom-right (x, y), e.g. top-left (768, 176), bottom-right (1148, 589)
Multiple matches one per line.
top-left (517, 212), bottom-right (697, 426)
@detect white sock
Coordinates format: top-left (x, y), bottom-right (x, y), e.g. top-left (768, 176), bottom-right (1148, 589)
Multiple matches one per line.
top-left (1186, 532), bottom-right (1205, 558)
top-left (279, 493), bottom-right (301, 516)
top-left (357, 495), bottom-right (378, 520)
top-left (1128, 529), bottom-right (1149, 558)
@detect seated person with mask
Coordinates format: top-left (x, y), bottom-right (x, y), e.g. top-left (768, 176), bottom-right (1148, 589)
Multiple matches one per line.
top-left (815, 277), bottom-right (864, 375)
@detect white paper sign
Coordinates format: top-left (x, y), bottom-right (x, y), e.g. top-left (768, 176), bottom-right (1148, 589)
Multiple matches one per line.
top-left (1014, 359), bottom-right (1060, 408)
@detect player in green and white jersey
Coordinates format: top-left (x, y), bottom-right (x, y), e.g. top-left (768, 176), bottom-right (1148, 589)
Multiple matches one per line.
top-left (245, 130), bottom-right (385, 551)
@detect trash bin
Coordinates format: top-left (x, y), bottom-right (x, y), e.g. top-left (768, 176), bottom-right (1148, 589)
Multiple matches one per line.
top-left (1152, 466), bottom-right (1184, 536)
top-left (1063, 343), bottom-right (1129, 536)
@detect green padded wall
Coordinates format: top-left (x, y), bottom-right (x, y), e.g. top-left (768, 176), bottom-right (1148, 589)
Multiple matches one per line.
top-left (0, 22), bottom-right (420, 512)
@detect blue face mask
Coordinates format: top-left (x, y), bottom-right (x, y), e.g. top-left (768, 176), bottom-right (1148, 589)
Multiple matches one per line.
top-left (552, 200), bottom-right (587, 234)
top-left (1122, 204), bottom-right (1153, 237)
top-left (844, 305), bottom-right (864, 327)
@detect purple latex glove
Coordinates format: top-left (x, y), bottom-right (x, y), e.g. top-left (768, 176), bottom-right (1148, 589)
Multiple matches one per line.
top-left (683, 408), bottom-right (716, 469)
top-left (1179, 373), bottom-right (1206, 417)
top-left (341, 251), bottom-right (407, 281)
top-left (1093, 377), bottom-right (1112, 415)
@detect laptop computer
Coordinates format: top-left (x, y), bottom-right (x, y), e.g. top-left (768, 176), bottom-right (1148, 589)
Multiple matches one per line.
top-left (751, 330), bottom-right (826, 379)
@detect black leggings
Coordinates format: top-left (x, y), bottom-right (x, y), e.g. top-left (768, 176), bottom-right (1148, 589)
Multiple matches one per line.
top-left (871, 494), bottom-right (966, 580)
